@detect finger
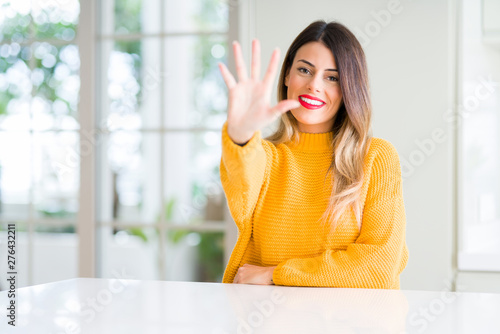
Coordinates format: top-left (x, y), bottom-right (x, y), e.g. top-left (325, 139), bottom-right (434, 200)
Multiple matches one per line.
top-left (263, 48), bottom-right (281, 91)
top-left (271, 99), bottom-right (301, 118)
top-left (218, 62), bottom-right (236, 89)
top-left (251, 39), bottom-right (261, 80)
top-left (233, 41), bottom-right (248, 82)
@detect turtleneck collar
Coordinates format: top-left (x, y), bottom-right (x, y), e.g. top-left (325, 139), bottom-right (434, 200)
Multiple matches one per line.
top-left (287, 131), bottom-right (334, 152)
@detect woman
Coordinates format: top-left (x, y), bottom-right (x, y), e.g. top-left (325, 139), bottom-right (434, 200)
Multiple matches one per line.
top-left (218, 20), bottom-right (408, 289)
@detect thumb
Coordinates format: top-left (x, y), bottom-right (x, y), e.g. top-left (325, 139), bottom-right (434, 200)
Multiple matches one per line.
top-left (271, 99), bottom-right (300, 116)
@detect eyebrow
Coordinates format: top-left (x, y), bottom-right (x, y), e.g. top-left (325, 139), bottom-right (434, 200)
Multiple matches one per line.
top-left (297, 59), bottom-right (338, 72)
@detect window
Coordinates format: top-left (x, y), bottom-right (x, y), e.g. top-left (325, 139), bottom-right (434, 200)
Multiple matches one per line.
top-left (96, 0), bottom-right (229, 282)
top-left (458, 0), bottom-right (500, 271)
top-left (0, 0), bottom-right (80, 287)
top-left (0, 0), bottom-right (231, 288)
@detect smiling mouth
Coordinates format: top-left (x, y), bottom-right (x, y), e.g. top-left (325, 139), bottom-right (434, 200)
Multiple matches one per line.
top-left (298, 95), bottom-right (326, 110)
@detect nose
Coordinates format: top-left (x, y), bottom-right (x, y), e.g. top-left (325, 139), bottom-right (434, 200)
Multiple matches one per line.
top-left (306, 74), bottom-right (321, 93)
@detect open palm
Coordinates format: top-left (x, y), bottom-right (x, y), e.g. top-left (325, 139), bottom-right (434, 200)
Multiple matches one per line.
top-left (218, 39), bottom-right (300, 144)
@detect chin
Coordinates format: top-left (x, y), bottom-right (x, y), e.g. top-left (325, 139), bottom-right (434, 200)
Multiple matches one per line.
top-left (291, 113), bottom-right (321, 125)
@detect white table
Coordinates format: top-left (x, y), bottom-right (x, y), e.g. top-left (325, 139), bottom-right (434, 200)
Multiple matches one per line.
top-left (0, 278), bottom-right (499, 333)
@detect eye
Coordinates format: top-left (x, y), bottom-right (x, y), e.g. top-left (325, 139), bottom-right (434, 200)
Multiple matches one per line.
top-left (327, 76), bottom-right (339, 82)
top-left (298, 67), bottom-right (310, 74)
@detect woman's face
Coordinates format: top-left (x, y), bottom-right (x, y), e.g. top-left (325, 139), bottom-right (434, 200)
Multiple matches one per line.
top-left (285, 41), bottom-right (343, 133)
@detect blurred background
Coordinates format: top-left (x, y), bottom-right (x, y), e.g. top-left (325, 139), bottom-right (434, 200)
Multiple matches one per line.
top-left (0, 0), bottom-right (498, 293)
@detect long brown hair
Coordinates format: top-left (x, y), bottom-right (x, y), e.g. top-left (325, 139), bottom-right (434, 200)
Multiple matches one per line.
top-left (266, 20), bottom-right (373, 231)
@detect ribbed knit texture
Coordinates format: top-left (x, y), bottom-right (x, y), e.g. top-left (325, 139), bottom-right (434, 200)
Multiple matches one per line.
top-left (220, 122), bottom-right (408, 289)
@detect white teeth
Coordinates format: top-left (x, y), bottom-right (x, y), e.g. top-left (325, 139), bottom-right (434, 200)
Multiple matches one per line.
top-left (300, 96), bottom-right (325, 106)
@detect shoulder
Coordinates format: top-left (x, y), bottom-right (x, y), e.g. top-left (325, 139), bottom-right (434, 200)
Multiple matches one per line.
top-left (367, 137), bottom-right (399, 156)
top-left (365, 137), bottom-right (402, 176)
top-left (367, 137), bottom-right (400, 162)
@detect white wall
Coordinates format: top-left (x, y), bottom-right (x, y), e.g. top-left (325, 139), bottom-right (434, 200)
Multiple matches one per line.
top-left (235, 0), bottom-right (456, 291)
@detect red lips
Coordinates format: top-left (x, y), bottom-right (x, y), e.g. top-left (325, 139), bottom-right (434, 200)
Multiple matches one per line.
top-left (298, 94), bottom-right (326, 110)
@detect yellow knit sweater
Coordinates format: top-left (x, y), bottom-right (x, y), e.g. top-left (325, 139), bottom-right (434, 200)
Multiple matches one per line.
top-left (220, 122), bottom-right (408, 289)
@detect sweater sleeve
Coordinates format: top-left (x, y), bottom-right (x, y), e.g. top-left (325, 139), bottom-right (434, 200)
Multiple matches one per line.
top-left (220, 121), bottom-right (269, 232)
top-left (272, 141), bottom-right (408, 289)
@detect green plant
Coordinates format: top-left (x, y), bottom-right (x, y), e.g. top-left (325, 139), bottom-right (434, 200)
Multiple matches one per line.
top-left (127, 227), bottom-right (148, 242)
top-left (35, 224), bottom-right (75, 233)
top-left (196, 231), bottom-right (224, 282)
top-left (38, 208), bottom-right (74, 219)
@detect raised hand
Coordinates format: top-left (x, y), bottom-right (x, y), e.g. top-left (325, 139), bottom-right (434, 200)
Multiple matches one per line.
top-left (218, 39), bottom-right (301, 144)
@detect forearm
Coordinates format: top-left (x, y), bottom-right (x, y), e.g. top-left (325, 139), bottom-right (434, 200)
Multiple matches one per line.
top-left (272, 244), bottom-right (406, 289)
top-left (220, 122), bottom-right (269, 229)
